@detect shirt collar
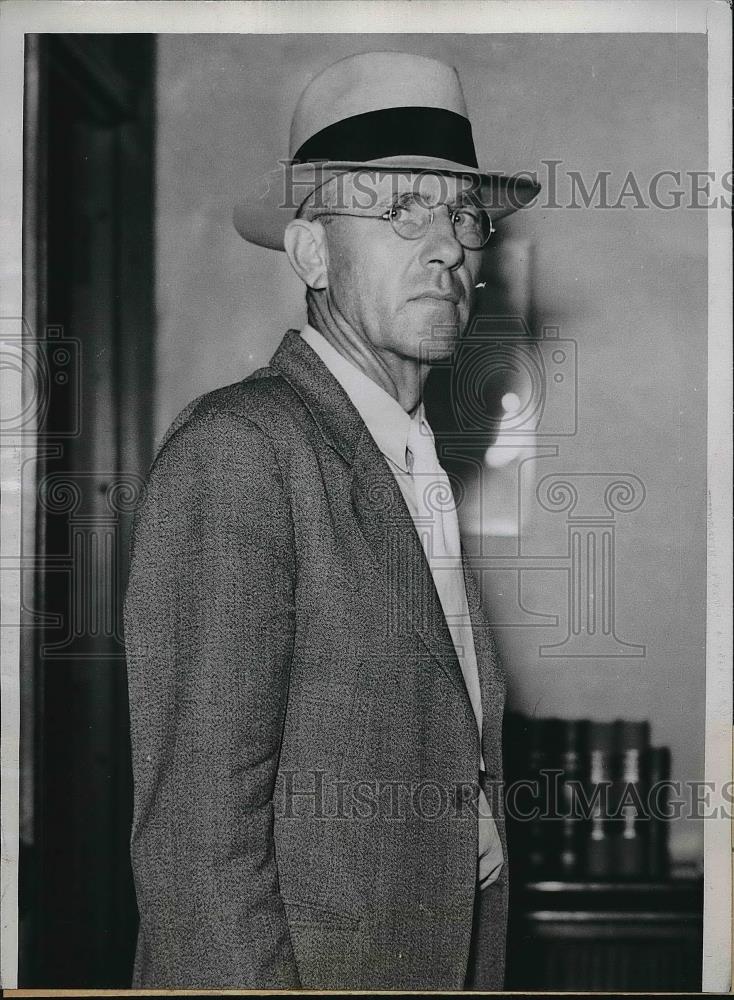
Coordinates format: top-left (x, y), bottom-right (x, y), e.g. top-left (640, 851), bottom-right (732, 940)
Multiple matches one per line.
top-left (300, 324), bottom-right (422, 474)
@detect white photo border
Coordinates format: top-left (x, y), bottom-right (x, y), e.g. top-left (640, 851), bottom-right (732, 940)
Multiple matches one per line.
top-left (0, 0), bottom-right (730, 992)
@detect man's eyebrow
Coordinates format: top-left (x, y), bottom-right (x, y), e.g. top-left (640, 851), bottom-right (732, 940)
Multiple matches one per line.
top-left (451, 189), bottom-right (483, 208)
top-left (372, 187), bottom-right (484, 211)
top-left (388, 188), bottom-right (483, 209)
top-left (388, 190), bottom-right (419, 205)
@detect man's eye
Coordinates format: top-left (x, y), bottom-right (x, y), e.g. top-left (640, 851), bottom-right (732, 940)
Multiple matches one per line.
top-left (452, 208), bottom-right (480, 226)
top-left (386, 203), bottom-right (411, 222)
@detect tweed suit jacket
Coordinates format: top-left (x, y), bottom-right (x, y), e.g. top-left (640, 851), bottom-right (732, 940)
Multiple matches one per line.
top-left (124, 327), bottom-right (508, 990)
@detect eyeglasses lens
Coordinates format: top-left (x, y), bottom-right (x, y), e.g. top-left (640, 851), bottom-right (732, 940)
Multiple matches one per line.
top-left (389, 201), bottom-right (492, 249)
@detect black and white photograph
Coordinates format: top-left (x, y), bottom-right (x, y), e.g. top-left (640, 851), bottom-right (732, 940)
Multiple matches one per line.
top-left (0, 0), bottom-right (731, 994)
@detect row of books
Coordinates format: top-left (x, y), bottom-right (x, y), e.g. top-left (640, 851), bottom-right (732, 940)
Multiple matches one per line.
top-left (503, 714), bottom-right (671, 881)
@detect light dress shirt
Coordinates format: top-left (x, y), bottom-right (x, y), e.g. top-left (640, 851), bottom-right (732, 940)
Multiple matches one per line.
top-left (301, 324), bottom-right (503, 888)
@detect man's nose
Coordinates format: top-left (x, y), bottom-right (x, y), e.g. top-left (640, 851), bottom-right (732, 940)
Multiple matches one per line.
top-left (420, 205), bottom-right (464, 270)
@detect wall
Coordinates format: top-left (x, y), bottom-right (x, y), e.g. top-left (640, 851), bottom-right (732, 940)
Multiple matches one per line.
top-left (156, 33), bottom-right (708, 863)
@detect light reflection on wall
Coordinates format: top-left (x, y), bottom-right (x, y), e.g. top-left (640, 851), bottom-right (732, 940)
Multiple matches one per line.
top-left (453, 236), bottom-right (541, 542)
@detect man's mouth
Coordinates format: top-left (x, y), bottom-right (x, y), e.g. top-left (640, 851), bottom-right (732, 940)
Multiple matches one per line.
top-left (410, 289), bottom-right (461, 304)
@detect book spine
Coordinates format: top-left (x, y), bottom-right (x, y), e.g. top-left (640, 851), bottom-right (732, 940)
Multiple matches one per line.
top-left (645, 746), bottom-right (671, 879)
top-left (557, 720), bottom-right (589, 878)
top-left (585, 721), bottom-right (616, 878)
top-left (613, 720), bottom-right (650, 879)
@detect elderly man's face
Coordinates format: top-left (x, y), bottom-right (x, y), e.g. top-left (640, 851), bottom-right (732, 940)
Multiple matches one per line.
top-left (320, 172), bottom-right (484, 361)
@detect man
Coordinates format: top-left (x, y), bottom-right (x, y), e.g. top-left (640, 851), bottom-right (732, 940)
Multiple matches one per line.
top-left (124, 50), bottom-right (539, 990)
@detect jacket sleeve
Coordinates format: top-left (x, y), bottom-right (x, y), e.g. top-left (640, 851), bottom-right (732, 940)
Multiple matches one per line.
top-left (124, 408), bottom-right (300, 988)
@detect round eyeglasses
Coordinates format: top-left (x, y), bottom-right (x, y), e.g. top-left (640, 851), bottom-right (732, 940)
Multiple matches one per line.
top-left (309, 197), bottom-right (495, 250)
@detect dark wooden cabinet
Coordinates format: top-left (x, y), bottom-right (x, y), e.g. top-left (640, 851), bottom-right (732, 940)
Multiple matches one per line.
top-left (506, 878), bottom-right (703, 991)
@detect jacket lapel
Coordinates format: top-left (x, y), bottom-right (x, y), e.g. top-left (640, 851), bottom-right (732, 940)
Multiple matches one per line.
top-left (350, 426), bottom-right (474, 709)
top-left (270, 330), bottom-right (474, 712)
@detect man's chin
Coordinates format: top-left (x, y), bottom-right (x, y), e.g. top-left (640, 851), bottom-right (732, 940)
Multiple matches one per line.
top-left (390, 310), bottom-right (468, 364)
top-left (422, 317), bottom-right (466, 359)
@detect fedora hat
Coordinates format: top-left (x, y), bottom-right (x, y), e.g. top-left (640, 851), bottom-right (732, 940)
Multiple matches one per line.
top-left (233, 50), bottom-right (540, 251)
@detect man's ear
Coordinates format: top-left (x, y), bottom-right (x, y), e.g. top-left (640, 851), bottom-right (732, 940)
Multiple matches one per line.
top-left (283, 219), bottom-right (328, 290)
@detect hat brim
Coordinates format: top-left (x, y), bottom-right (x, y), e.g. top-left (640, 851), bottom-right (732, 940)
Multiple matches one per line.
top-left (233, 155), bottom-right (541, 251)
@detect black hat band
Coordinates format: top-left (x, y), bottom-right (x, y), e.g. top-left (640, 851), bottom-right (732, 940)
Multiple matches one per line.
top-left (293, 106), bottom-right (478, 168)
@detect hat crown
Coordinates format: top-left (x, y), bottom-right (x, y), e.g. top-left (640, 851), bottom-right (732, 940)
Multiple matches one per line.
top-left (233, 49), bottom-right (541, 250)
top-left (289, 51), bottom-right (469, 158)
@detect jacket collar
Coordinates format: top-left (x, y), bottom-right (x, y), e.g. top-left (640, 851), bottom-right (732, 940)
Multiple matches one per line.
top-left (299, 323), bottom-right (416, 475)
top-left (270, 328), bottom-right (368, 466)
